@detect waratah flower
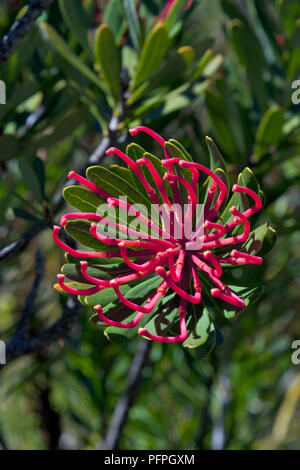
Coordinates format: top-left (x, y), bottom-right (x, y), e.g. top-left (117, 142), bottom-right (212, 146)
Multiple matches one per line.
top-left (53, 126), bottom-right (270, 347)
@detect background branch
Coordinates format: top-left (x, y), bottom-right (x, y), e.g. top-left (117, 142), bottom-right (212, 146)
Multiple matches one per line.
top-left (0, 0), bottom-right (54, 66)
top-left (1, 298), bottom-right (81, 370)
top-left (0, 250), bottom-right (81, 370)
top-left (101, 340), bottom-right (152, 450)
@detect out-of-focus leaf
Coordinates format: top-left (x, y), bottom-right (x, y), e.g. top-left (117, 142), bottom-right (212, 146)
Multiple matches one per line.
top-left (103, 0), bottom-right (124, 38)
top-left (205, 88), bottom-right (238, 162)
top-left (33, 157), bottom-right (46, 198)
top-left (95, 24), bottom-right (121, 101)
top-left (122, 0), bottom-right (142, 51)
top-left (58, 0), bottom-right (92, 60)
top-left (22, 109), bottom-right (85, 157)
top-left (177, 46), bottom-right (195, 66)
top-left (227, 19), bottom-right (268, 111)
top-left (0, 135), bottom-right (19, 161)
top-left (164, 0), bottom-right (187, 34)
top-left (132, 22), bottom-right (169, 90)
top-left (13, 208), bottom-right (41, 223)
top-left (202, 54), bottom-right (223, 78)
top-left (189, 49), bottom-right (213, 82)
top-left (19, 157), bottom-right (45, 202)
top-left (129, 46), bottom-right (190, 104)
top-left (39, 23), bottom-right (105, 92)
top-left (253, 106), bottom-right (284, 161)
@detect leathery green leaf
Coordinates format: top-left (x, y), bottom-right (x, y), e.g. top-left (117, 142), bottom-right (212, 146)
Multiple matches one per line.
top-left (253, 106), bottom-right (284, 162)
top-left (86, 166), bottom-right (152, 214)
top-left (95, 24), bottom-right (121, 101)
top-left (132, 22), bottom-right (169, 90)
top-left (63, 186), bottom-right (105, 212)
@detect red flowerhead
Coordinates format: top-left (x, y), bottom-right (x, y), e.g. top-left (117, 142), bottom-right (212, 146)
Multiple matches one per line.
top-left (53, 126), bottom-right (266, 345)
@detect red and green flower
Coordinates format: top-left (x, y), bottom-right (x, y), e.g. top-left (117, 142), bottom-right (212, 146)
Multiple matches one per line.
top-left (53, 127), bottom-right (276, 352)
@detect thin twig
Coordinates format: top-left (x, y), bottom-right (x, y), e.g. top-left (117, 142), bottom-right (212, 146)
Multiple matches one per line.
top-left (101, 340), bottom-right (152, 450)
top-left (0, 0), bottom-right (54, 66)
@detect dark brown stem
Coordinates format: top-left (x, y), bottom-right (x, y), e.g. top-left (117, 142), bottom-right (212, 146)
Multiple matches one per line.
top-left (0, 0), bottom-right (54, 66)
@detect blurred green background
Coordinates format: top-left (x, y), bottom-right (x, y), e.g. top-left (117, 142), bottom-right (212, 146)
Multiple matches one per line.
top-left (0, 0), bottom-right (299, 450)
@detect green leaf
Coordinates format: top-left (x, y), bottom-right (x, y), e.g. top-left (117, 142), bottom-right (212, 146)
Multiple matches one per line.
top-left (125, 144), bottom-right (150, 197)
top-left (86, 166), bottom-right (152, 214)
top-left (227, 19), bottom-right (268, 111)
top-left (253, 106), bottom-right (284, 161)
top-left (58, 0), bottom-right (92, 60)
top-left (243, 223), bottom-right (277, 256)
top-left (205, 88), bottom-right (239, 162)
top-left (22, 109), bottom-right (85, 158)
top-left (222, 286), bottom-right (264, 319)
top-left (189, 49), bottom-right (213, 82)
top-left (33, 157), bottom-right (46, 199)
top-left (0, 135), bottom-right (19, 161)
top-left (164, 0), bottom-right (187, 33)
top-left (164, 141), bottom-right (193, 185)
top-left (65, 253), bottom-right (123, 266)
top-left (19, 158), bottom-right (44, 202)
top-left (177, 46), bottom-right (195, 66)
top-left (108, 290), bottom-right (177, 340)
top-left (141, 303), bottom-right (179, 340)
top-left (206, 136), bottom-right (227, 173)
top-left (85, 285), bottom-right (130, 308)
top-left (13, 208), bottom-right (41, 223)
top-left (183, 307), bottom-right (212, 349)
top-left (220, 167), bottom-right (260, 224)
top-left (65, 220), bottom-right (116, 251)
top-left (202, 54), bottom-right (223, 78)
top-left (103, 0), bottom-right (124, 38)
top-left (194, 325), bottom-right (217, 359)
top-left (166, 140), bottom-right (193, 162)
top-left (132, 22), bottom-right (169, 89)
top-left (122, 0), bottom-right (142, 51)
top-left (54, 280), bottom-right (93, 296)
top-left (62, 263), bottom-right (118, 284)
top-left (126, 143), bottom-right (146, 161)
top-left (110, 165), bottom-right (132, 182)
top-left (95, 24), bottom-right (121, 101)
top-left (63, 186), bottom-right (104, 212)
